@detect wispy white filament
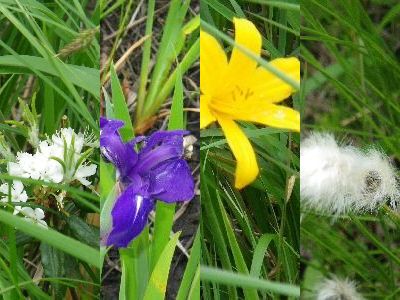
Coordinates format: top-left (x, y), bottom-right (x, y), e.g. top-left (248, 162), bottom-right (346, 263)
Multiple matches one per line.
top-left (317, 276), bottom-right (364, 300)
top-left (301, 132), bottom-right (399, 215)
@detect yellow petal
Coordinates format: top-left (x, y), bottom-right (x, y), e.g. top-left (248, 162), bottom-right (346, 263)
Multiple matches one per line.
top-left (248, 57), bottom-right (300, 103)
top-left (220, 102), bottom-right (300, 132)
top-left (228, 18), bottom-right (262, 84)
top-left (200, 30), bottom-right (228, 95)
top-left (200, 95), bottom-right (216, 129)
top-left (218, 117), bottom-right (259, 189)
top-left (255, 105), bottom-right (300, 132)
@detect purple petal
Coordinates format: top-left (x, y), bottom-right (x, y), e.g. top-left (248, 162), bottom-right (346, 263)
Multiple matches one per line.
top-left (133, 131), bottom-right (188, 175)
top-left (105, 185), bottom-right (154, 248)
top-left (140, 130), bottom-right (188, 153)
top-left (148, 159), bottom-right (195, 203)
top-left (100, 118), bottom-right (137, 178)
top-left (100, 116), bottom-right (108, 128)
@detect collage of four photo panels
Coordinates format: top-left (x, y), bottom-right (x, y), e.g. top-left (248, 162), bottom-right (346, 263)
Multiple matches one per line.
top-left (0, 0), bottom-right (399, 299)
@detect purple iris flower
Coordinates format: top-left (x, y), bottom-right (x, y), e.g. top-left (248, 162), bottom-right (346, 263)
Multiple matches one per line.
top-left (100, 117), bottom-right (195, 248)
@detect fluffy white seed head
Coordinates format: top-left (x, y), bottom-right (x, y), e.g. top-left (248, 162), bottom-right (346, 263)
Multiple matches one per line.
top-left (301, 132), bottom-right (399, 215)
top-left (316, 276), bottom-right (364, 300)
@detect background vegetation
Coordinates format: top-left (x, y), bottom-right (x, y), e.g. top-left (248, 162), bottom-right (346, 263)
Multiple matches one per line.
top-left (200, 1), bottom-right (300, 298)
top-left (301, 0), bottom-right (400, 298)
top-left (0, 0), bottom-right (100, 299)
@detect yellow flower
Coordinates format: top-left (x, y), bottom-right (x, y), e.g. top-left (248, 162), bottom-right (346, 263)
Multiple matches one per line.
top-left (200, 18), bottom-right (300, 189)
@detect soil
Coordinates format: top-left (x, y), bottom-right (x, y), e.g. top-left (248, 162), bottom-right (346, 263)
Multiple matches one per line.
top-left (100, 1), bottom-right (200, 299)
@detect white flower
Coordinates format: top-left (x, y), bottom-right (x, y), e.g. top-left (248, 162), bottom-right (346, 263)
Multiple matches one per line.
top-left (43, 159), bottom-right (64, 183)
top-left (7, 128), bottom-right (96, 186)
top-left (38, 140), bottom-right (63, 158)
top-left (316, 276), bottom-right (364, 300)
top-left (300, 132), bottom-right (399, 215)
top-left (9, 152), bottom-right (42, 179)
top-left (51, 128), bottom-right (97, 185)
top-left (35, 142), bottom-right (64, 183)
top-left (21, 207), bottom-right (48, 228)
top-left (83, 127), bottom-right (99, 148)
top-left (8, 151), bottom-right (63, 183)
top-left (52, 127), bottom-right (85, 154)
top-left (0, 181), bottom-right (28, 215)
top-left (74, 163), bottom-right (97, 186)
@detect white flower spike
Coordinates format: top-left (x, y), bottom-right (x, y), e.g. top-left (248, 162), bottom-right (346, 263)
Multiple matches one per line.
top-left (301, 132), bottom-right (399, 215)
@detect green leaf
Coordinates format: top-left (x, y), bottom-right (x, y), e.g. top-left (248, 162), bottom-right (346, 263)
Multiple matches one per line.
top-left (110, 63), bottom-right (134, 141)
top-left (67, 215), bottom-right (99, 249)
top-left (201, 266), bottom-right (300, 297)
top-left (250, 234), bottom-right (276, 277)
top-left (168, 67), bottom-right (184, 131)
top-left (137, 0), bottom-right (156, 116)
top-left (150, 70), bottom-right (186, 271)
top-left (140, 0), bottom-right (191, 122)
top-left (0, 55), bottom-right (99, 96)
top-left (0, 210), bottom-right (100, 268)
top-left (216, 192), bottom-right (259, 300)
top-left (143, 232), bottom-right (181, 300)
top-left (176, 229), bottom-right (200, 300)
top-left (40, 244), bottom-right (70, 299)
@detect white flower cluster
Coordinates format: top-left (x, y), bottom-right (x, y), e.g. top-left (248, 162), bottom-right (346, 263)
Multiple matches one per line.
top-left (301, 132), bottom-right (399, 215)
top-left (1, 127), bottom-right (97, 228)
top-left (316, 276), bottom-right (364, 300)
top-left (9, 128), bottom-right (97, 186)
top-left (0, 181), bottom-right (47, 228)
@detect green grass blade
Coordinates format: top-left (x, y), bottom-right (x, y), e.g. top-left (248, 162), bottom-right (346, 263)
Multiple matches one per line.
top-left (150, 69), bottom-right (185, 271)
top-left (201, 266), bottom-right (300, 297)
top-left (110, 63), bottom-right (134, 141)
top-left (0, 210), bottom-right (100, 268)
top-left (250, 234), bottom-right (276, 277)
top-left (176, 229), bottom-right (200, 300)
top-left (143, 232), bottom-right (181, 300)
top-left (216, 192), bottom-right (259, 300)
top-left (141, 0), bottom-right (190, 121)
top-left (136, 0), bottom-right (155, 118)
top-left (153, 37), bottom-right (199, 118)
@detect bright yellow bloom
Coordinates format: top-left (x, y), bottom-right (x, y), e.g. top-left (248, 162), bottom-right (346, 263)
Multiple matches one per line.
top-left (200, 18), bottom-right (300, 189)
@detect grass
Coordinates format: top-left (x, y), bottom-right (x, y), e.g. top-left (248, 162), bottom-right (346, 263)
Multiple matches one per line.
top-left (0, 0), bottom-right (100, 298)
top-left (100, 0), bottom-right (199, 134)
top-left (200, 0), bottom-right (300, 298)
top-left (301, 0), bottom-right (400, 298)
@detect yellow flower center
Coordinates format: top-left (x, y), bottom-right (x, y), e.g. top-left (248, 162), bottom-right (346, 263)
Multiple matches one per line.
top-left (231, 85), bottom-right (254, 102)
